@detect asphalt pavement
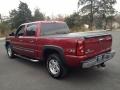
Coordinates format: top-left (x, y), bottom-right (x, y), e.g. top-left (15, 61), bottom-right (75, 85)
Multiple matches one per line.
top-left (0, 31), bottom-right (120, 90)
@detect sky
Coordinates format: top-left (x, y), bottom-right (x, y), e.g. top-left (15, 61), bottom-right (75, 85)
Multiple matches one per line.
top-left (0, 0), bottom-right (120, 17)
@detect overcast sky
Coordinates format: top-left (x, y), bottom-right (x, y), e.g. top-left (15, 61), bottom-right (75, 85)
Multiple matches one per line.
top-left (0, 0), bottom-right (120, 17)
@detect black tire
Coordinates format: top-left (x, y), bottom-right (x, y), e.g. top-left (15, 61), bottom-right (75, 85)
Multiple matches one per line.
top-left (46, 54), bottom-right (67, 79)
top-left (6, 44), bottom-right (15, 58)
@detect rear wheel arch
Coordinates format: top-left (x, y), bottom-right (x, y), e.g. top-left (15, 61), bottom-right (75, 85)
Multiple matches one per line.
top-left (42, 45), bottom-right (66, 65)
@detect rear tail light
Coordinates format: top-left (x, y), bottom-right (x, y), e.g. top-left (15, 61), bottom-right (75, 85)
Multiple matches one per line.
top-left (105, 35), bottom-right (112, 40)
top-left (76, 40), bottom-right (85, 56)
top-left (106, 35), bottom-right (112, 48)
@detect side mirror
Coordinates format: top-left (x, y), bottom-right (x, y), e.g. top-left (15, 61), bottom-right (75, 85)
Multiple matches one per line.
top-left (18, 33), bottom-right (24, 36)
top-left (9, 32), bottom-right (15, 36)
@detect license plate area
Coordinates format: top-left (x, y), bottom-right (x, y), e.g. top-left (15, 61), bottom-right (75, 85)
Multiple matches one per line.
top-left (97, 55), bottom-right (103, 62)
top-left (104, 54), bottom-right (111, 60)
top-left (97, 53), bottom-right (112, 63)
top-left (82, 51), bottom-right (115, 68)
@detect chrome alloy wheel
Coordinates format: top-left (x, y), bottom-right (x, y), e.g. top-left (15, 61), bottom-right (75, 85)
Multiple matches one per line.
top-left (48, 59), bottom-right (60, 75)
top-left (7, 46), bottom-right (12, 57)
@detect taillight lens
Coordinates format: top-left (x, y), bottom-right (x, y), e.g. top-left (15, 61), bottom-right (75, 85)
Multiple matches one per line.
top-left (76, 40), bottom-right (84, 56)
top-left (106, 35), bottom-right (112, 40)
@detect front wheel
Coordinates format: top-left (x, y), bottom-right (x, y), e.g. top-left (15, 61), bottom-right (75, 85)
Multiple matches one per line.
top-left (46, 54), bottom-right (67, 79)
top-left (6, 45), bottom-right (15, 58)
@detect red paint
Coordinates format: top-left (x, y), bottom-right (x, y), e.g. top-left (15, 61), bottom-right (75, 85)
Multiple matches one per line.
top-left (6, 21), bottom-right (113, 67)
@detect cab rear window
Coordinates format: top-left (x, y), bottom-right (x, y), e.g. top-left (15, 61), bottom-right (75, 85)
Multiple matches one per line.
top-left (40, 23), bottom-right (70, 36)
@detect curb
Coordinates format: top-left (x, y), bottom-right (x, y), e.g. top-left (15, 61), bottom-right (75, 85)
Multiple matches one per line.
top-left (0, 37), bottom-right (5, 40)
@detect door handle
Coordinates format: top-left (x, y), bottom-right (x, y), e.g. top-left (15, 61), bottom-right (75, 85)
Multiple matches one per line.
top-left (20, 40), bottom-right (23, 42)
top-left (30, 40), bottom-right (34, 43)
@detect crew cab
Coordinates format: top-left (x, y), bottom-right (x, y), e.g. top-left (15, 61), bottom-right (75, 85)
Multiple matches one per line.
top-left (5, 21), bottom-right (115, 78)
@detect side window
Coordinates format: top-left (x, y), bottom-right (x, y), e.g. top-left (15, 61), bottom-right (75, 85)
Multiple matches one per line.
top-left (26, 24), bottom-right (37, 36)
top-left (16, 25), bottom-right (25, 36)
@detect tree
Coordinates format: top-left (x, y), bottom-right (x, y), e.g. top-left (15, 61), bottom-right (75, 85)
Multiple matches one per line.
top-left (0, 14), bottom-right (2, 23)
top-left (55, 14), bottom-right (64, 21)
top-left (0, 22), bottom-right (10, 35)
top-left (78, 0), bottom-right (99, 30)
top-left (9, 9), bottom-right (18, 29)
top-left (9, 1), bottom-right (32, 29)
top-left (46, 16), bottom-right (51, 20)
top-left (115, 14), bottom-right (120, 26)
top-left (17, 1), bottom-right (32, 25)
top-left (98, 0), bottom-right (116, 30)
top-left (65, 12), bottom-right (81, 29)
top-left (78, 0), bottom-right (116, 30)
top-left (94, 15), bottom-right (103, 29)
top-left (33, 8), bottom-right (45, 21)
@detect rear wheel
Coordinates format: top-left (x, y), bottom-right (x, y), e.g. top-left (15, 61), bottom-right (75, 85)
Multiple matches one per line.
top-left (47, 54), bottom-right (67, 79)
top-left (6, 45), bottom-right (15, 58)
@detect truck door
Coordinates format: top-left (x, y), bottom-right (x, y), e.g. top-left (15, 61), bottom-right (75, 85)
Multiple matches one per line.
top-left (11, 25), bottom-right (26, 55)
top-left (22, 23), bottom-right (37, 58)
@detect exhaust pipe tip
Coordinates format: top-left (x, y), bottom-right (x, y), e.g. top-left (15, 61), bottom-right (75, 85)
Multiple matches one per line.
top-left (100, 63), bottom-right (106, 67)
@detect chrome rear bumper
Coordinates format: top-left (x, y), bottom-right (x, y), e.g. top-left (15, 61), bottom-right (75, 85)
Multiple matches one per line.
top-left (82, 50), bottom-right (115, 68)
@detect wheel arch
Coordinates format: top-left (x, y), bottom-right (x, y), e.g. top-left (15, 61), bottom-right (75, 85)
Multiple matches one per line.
top-left (5, 41), bottom-right (10, 49)
top-left (42, 45), bottom-right (66, 65)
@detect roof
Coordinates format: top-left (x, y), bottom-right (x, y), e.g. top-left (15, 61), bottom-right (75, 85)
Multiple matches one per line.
top-left (21, 21), bottom-right (65, 26)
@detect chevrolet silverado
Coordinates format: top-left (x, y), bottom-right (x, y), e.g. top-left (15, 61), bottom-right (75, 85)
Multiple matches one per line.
top-left (5, 21), bottom-right (115, 78)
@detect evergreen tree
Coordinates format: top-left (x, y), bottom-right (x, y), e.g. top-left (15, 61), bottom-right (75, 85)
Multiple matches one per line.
top-left (33, 8), bottom-right (45, 21)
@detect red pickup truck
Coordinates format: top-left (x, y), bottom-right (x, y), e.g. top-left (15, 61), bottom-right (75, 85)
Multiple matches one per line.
top-left (5, 21), bottom-right (115, 78)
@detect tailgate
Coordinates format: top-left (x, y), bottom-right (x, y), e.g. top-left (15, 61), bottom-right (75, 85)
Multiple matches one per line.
top-left (84, 33), bottom-right (112, 58)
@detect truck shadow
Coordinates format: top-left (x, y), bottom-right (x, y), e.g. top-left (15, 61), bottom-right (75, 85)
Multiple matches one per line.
top-left (12, 56), bottom-right (109, 83)
top-left (12, 56), bottom-right (46, 70)
top-left (66, 68), bottom-right (107, 80)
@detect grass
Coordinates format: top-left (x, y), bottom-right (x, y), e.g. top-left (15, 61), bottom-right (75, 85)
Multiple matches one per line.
top-left (0, 30), bottom-right (12, 37)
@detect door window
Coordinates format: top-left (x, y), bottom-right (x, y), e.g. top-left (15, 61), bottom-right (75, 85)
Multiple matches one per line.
top-left (26, 24), bottom-right (37, 36)
top-left (16, 25), bottom-right (25, 36)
